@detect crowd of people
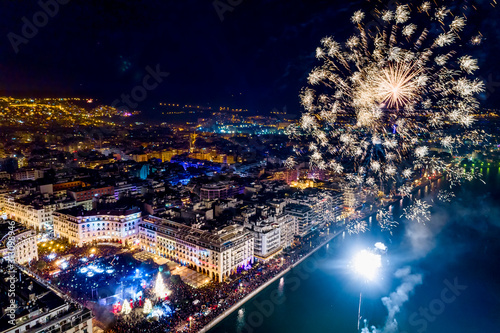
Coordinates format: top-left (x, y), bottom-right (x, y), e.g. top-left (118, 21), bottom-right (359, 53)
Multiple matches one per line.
top-left (27, 226), bottom-right (340, 333)
top-left (108, 227), bottom-right (341, 333)
top-left (57, 253), bottom-right (146, 302)
top-left (32, 242), bottom-right (124, 277)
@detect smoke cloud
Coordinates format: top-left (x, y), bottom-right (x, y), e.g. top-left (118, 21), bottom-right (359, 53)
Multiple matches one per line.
top-left (361, 266), bottom-right (422, 333)
top-left (403, 188), bottom-right (500, 263)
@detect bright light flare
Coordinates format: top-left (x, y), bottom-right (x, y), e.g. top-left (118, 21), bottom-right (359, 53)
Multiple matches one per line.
top-left (376, 62), bottom-right (423, 109)
top-left (352, 249), bottom-right (382, 281)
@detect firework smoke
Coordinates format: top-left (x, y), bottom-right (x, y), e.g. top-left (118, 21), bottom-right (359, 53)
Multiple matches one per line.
top-left (361, 267), bottom-right (423, 333)
top-left (382, 267), bottom-right (423, 333)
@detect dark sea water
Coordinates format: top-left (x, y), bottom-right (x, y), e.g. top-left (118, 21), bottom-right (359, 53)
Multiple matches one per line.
top-left (210, 167), bottom-right (500, 333)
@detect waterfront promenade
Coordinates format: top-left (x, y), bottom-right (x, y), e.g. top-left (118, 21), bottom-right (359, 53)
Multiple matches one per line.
top-left (199, 229), bottom-right (344, 333)
top-left (200, 177), bottom-right (444, 332)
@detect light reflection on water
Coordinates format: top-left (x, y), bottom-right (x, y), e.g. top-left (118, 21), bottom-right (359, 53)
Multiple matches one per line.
top-left (236, 308), bottom-right (245, 331)
top-left (277, 277), bottom-right (285, 298)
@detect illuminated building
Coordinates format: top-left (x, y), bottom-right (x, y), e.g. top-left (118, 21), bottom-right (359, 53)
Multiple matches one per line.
top-left (113, 181), bottom-right (139, 199)
top-left (285, 204), bottom-right (314, 237)
top-left (288, 191), bottom-right (343, 226)
top-left (200, 183), bottom-right (243, 201)
top-left (343, 187), bottom-right (362, 210)
top-left (129, 164), bottom-right (149, 180)
top-left (244, 218), bottom-right (282, 261)
top-left (0, 193), bottom-right (76, 232)
top-left (130, 154), bottom-right (148, 162)
top-left (144, 149), bottom-right (187, 163)
top-left (13, 169), bottom-right (44, 181)
top-left (139, 216), bottom-right (254, 282)
top-left (290, 179), bottom-right (316, 189)
top-left (53, 181), bottom-right (90, 192)
top-left (159, 149), bottom-right (185, 162)
top-left (0, 220), bottom-right (38, 264)
top-left (53, 207), bottom-right (141, 246)
top-left (240, 203), bottom-right (297, 260)
top-left (276, 213), bottom-right (297, 249)
top-left (67, 186), bottom-right (114, 202)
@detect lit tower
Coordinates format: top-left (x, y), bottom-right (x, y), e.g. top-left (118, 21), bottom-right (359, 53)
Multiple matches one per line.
top-left (189, 132), bottom-right (198, 153)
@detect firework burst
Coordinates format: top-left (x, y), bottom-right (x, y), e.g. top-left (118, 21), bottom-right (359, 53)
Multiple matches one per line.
top-left (291, 2), bottom-right (484, 196)
top-left (402, 199), bottom-right (431, 224)
top-left (377, 208), bottom-right (399, 234)
top-left (437, 189), bottom-right (455, 203)
top-left (445, 161), bottom-right (483, 187)
top-left (347, 219), bottom-right (368, 235)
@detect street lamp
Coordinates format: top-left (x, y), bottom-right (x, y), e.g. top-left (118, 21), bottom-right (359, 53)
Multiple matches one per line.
top-left (352, 249), bottom-right (382, 331)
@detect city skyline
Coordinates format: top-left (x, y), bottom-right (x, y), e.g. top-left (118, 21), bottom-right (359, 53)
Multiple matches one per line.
top-left (1, 1), bottom-right (500, 333)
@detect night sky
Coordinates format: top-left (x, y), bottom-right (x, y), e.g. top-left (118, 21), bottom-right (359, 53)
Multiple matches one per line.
top-left (1, 0), bottom-right (499, 116)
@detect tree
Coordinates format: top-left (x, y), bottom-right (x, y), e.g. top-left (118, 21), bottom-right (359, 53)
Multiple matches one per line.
top-left (154, 272), bottom-right (167, 299)
top-left (121, 300), bottom-right (131, 315)
top-left (143, 298), bottom-right (152, 314)
top-left (35, 260), bottom-right (46, 271)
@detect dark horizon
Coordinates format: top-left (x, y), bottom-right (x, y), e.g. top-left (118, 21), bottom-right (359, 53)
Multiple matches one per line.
top-left (1, 0), bottom-right (500, 116)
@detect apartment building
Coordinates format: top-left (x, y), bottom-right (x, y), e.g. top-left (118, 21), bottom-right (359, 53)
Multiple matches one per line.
top-left (244, 217), bottom-right (281, 260)
top-left (0, 220), bottom-right (38, 264)
top-left (139, 216), bottom-right (254, 282)
top-left (53, 207), bottom-right (141, 246)
top-left (199, 183), bottom-right (243, 201)
top-left (276, 213), bottom-right (297, 249)
top-left (1, 193), bottom-right (76, 232)
top-left (285, 203), bottom-right (314, 237)
top-left (13, 168), bottom-right (44, 181)
top-left (67, 186), bottom-right (114, 202)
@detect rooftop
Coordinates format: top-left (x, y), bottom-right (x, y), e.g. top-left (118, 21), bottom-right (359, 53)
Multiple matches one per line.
top-left (0, 259), bottom-right (92, 332)
top-left (142, 216), bottom-right (251, 249)
top-left (67, 185), bottom-right (114, 192)
top-left (0, 220), bottom-right (32, 248)
top-left (56, 205), bottom-right (141, 217)
top-left (285, 203), bottom-right (312, 213)
top-left (12, 194), bottom-right (75, 209)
